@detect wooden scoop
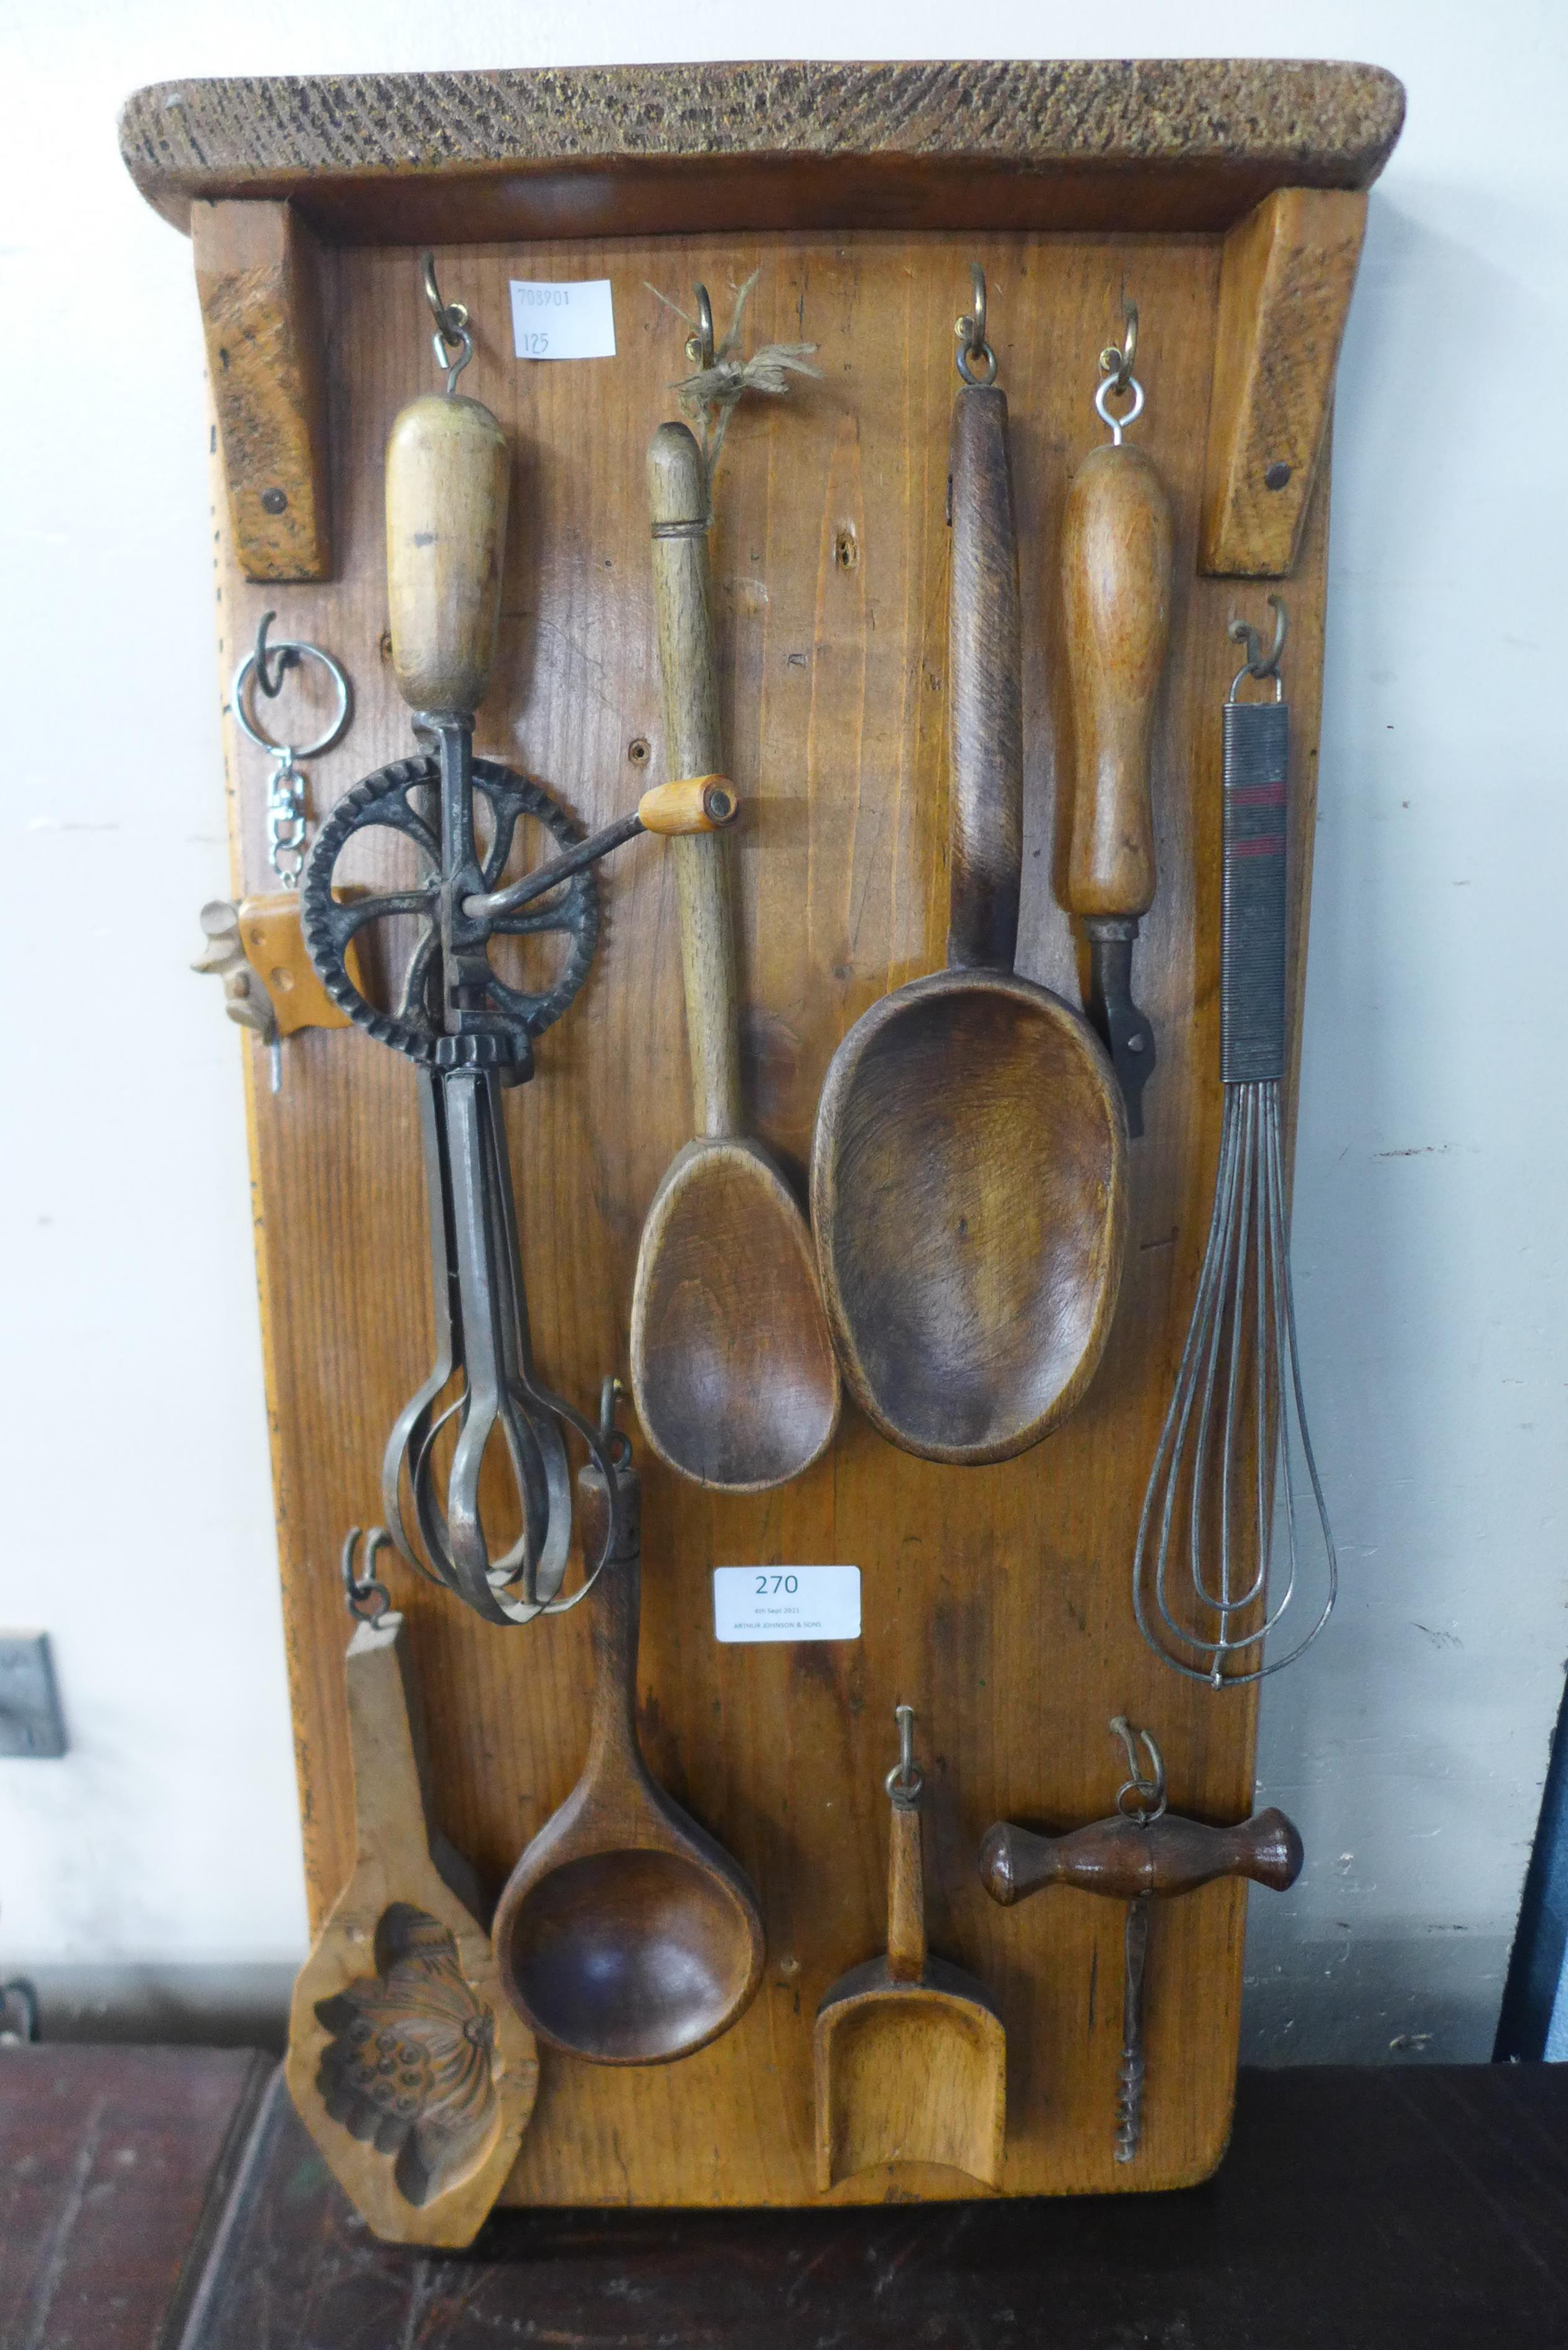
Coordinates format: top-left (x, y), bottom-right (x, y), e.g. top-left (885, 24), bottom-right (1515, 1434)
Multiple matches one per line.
top-left (286, 1582), bottom-right (539, 2247)
top-left (630, 422), bottom-right (839, 1491)
top-left (811, 378), bottom-right (1127, 1464)
top-left (814, 1708), bottom-right (1005, 2191)
top-left (493, 1411), bottom-right (765, 2062)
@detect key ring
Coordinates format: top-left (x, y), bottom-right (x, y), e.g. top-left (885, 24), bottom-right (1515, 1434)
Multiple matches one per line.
top-left (232, 634), bottom-right (352, 763)
top-left (231, 631), bottom-right (352, 885)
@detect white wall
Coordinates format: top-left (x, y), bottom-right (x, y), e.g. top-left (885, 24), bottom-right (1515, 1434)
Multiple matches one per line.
top-left (2, 0), bottom-right (1563, 2060)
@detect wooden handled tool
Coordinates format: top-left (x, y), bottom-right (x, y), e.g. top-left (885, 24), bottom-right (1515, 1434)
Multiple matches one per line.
top-left (286, 1555), bottom-right (539, 2245)
top-left (981, 1721), bottom-right (1301, 2163)
top-left (304, 274), bottom-right (742, 1627)
top-left (814, 1707), bottom-right (1005, 2191)
top-left (946, 379), bottom-right (1023, 973)
top-left (979, 1807), bottom-right (1304, 1906)
top-left (493, 1388), bottom-right (765, 2062)
top-left (1062, 332), bottom-right (1174, 1137)
top-left (385, 388), bottom-right (510, 716)
top-left (811, 276), bottom-right (1125, 1465)
top-left (629, 419), bottom-right (839, 1492)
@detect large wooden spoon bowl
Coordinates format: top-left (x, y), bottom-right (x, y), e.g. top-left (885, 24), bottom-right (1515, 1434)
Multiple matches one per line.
top-left (633, 1137), bottom-right (839, 1490)
top-left (811, 357), bottom-right (1127, 1464)
top-left (813, 969), bottom-right (1126, 1464)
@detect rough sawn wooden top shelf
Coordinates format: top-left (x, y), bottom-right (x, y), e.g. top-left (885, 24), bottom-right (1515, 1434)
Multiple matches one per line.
top-left (119, 57), bottom-right (1404, 244)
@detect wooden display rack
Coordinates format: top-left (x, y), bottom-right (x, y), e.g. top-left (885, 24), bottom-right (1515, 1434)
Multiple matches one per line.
top-left (122, 58), bottom-right (1403, 2207)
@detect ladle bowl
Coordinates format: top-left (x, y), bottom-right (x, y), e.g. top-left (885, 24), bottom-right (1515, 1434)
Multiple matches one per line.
top-left (493, 1426), bottom-right (765, 2064)
top-left (503, 1844), bottom-right (763, 2064)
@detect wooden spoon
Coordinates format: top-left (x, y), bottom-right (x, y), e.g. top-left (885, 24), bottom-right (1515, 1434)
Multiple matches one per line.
top-left (811, 374), bottom-right (1127, 1464)
top-left (493, 1407), bottom-right (765, 2063)
top-left (630, 421), bottom-right (840, 1492)
top-left (814, 1707), bottom-right (1005, 2190)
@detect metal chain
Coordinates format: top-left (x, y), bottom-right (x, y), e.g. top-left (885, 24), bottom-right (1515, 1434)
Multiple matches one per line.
top-left (266, 752), bottom-right (309, 886)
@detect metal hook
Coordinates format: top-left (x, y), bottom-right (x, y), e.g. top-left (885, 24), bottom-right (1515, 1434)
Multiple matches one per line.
top-left (1099, 296), bottom-right (1139, 396)
top-left (1228, 594), bottom-right (1289, 701)
top-left (421, 250), bottom-right (473, 392)
top-left (685, 284), bottom-right (716, 374)
top-left (1094, 297), bottom-right (1145, 445)
top-left (253, 610), bottom-right (298, 700)
top-left (598, 1374), bottom-right (633, 1468)
top-left (342, 1525), bottom-right (393, 1624)
top-left (955, 263), bottom-right (997, 387)
top-left (885, 1702), bottom-right (925, 1807)
top-left (1110, 1715), bottom-right (1167, 1825)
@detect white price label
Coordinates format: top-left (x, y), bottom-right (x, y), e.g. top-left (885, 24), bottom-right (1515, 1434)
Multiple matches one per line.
top-left (712, 1566), bottom-right (861, 1645)
top-left (509, 279), bottom-right (617, 360)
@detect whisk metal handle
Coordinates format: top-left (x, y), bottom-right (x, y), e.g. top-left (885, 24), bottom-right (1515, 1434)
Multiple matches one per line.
top-left (1221, 696), bottom-right (1290, 1084)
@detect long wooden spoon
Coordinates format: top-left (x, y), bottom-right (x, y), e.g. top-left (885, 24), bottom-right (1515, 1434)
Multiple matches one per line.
top-left (630, 422), bottom-right (839, 1491)
top-left (493, 1398), bottom-right (765, 2062)
top-left (811, 359), bottom-right (1127, 1464)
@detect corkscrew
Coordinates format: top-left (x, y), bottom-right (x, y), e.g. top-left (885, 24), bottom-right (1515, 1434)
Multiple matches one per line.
top-left (981, 1719), bottom-right (1302, 2162)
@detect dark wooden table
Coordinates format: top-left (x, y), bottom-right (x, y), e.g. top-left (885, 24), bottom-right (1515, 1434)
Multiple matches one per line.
top-left (4, 2045), bottom-right (1567, 2348)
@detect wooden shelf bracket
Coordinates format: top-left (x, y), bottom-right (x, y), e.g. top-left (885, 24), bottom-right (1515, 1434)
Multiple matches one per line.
top-left (192, 198), bottom-right (332, 582)
top-left (1199, 186), bottom-right (1368, 578)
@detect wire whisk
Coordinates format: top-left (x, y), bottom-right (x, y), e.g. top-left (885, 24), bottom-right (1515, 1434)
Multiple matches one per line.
top-left (1133, 599), bottom-right (1337, 1685)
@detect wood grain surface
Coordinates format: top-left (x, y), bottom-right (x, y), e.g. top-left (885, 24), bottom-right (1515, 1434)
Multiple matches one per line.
top-left (492, 1450), bottom-right (766, 2063)
top-left (124, 60), bottom-right (1404, 244)
top-left (1062, 441), bottom-right (1174, 922)
top-left (192, 200), bottom-right (331, 581)
top-left (1200, 187), bottom-right (1369, 577)
top-left (207, 227), bottom-right (1334, 2204)
top-left (630, 419), bottom-right (840, 1489)
top-left (284, 1613), bottom-right (539, 2245)
top-left (815, 1790), bottom-right (1007, 2190)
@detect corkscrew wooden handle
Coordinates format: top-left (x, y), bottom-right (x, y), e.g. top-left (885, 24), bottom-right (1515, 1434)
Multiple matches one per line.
top-left (385, 391), bottom-right (510, 718)
top-left (1062, 441), bottom-right (1174, 920)
top-left (979, 1807), bottom-right (1303, 1906)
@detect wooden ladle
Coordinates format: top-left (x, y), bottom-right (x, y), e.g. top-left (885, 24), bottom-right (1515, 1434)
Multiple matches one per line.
top-left (493, 1395), bottom-right (765, 2063)
top-left (811, 356), bottom-right (1127, 1464)
top-left (630, 422), bottom-right (840, 1492)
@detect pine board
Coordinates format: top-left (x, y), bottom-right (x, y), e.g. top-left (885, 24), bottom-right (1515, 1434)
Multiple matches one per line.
top-left (207, 225), bottom-right (1332, 2203)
